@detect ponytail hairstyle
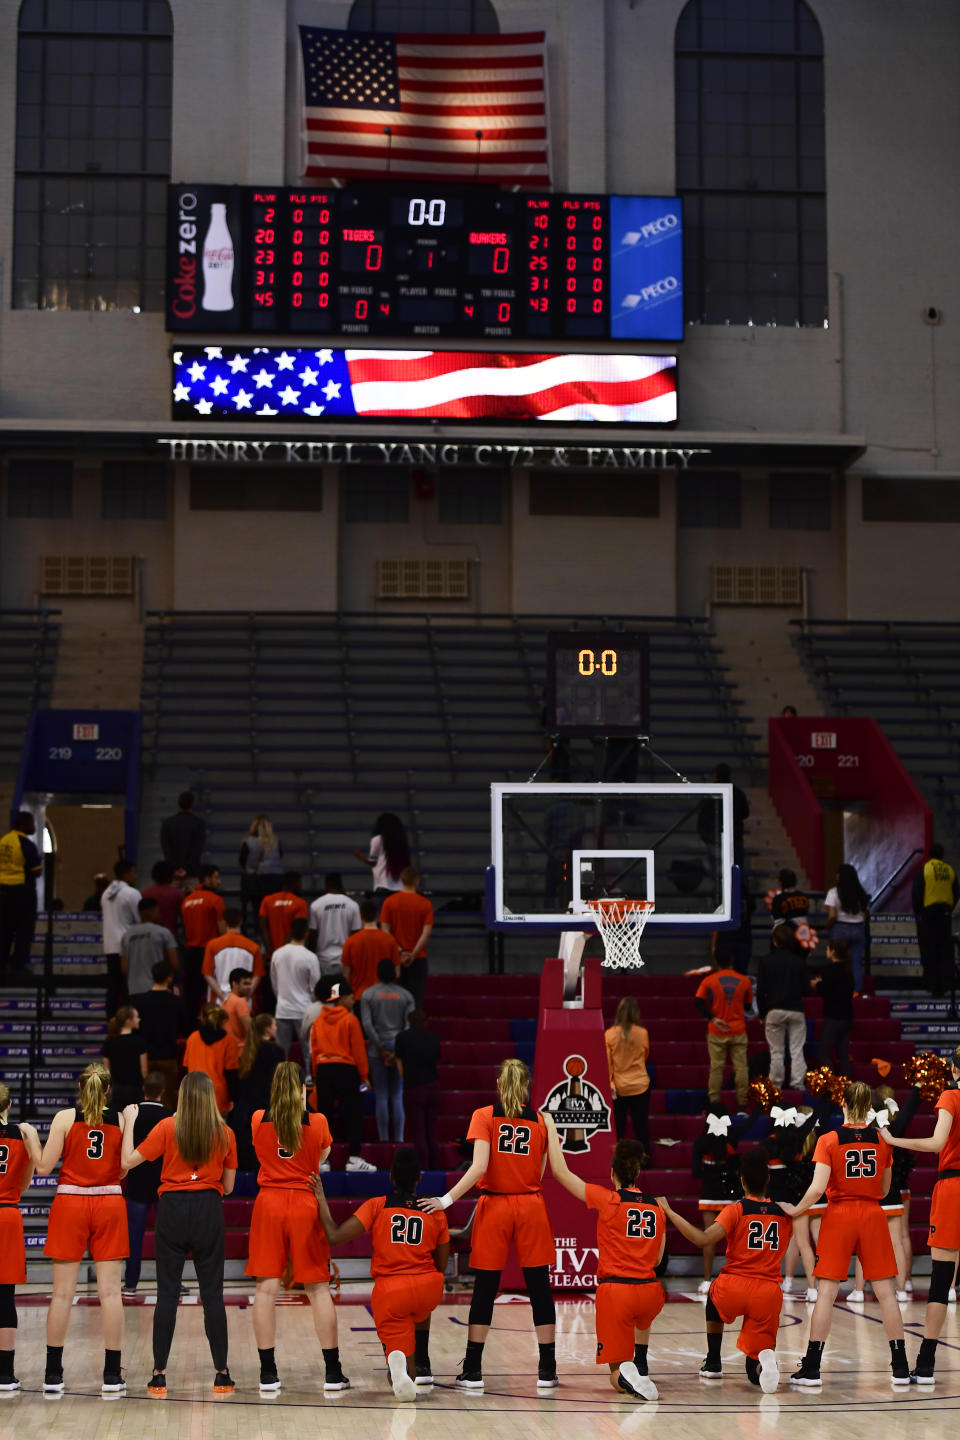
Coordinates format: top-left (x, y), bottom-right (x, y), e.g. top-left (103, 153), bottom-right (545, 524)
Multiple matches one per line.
top-left (174, 1070), bottom-right (229, 1167)
top-left (614, 995), bottom-right (641, 1038)
top-left (107, 1005), bottom-right (136, 1037)
top-left (0, 1081), bottom-right (10, 1117)
top-left (953, 1044), bottom-right (960, 1074)
top-left (200, 1002), bottom-right (228, 1031)
top-left (843, 1080), bottom-right (872, 1125)
top-left (496, 1058), bottom-right (530, 1120)
top-left (611, 1138), bottom-right (647, 1188)
top-left (390, 1145), bottom-right (420, 1201)
top-left (268, 1061), bottom-right (304, 1156)
top-left (238, 1012), bottom-right (275, 1079)
top-left (78, 1062), bottom-right (111, 1125)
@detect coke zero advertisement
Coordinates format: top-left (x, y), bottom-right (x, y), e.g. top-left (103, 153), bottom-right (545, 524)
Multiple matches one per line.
top-left (166, 184), bottom-right (243, 331)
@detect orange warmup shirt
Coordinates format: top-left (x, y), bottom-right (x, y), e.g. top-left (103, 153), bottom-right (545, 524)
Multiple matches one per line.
top-left (310, 1004), bottom-right (370, 1085)
top-left (695, 969), bottom-right (753, 1036)
top-left (259, 891), bottom-right (309, 952)
top-left (182, 887), bottom-right (226, 948)
top-left (604, 1024), bottom-right (651, 1096)
top-left (354, 1195), bottom-right (449, 1277)
top-left (182, 1028), bottom-right (241, 1114)
top-left (341, 928), bottom-right (400, 1000)
top-left (137, 1114), bottom-right (237, 1194)
top-left (379, 891), bottom-right (434, 958)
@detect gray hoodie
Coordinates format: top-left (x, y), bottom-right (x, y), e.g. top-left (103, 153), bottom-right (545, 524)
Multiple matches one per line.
top-left (101, 879), bottom-right (141, 954)
top-left (360, 980), bottom-right (414, 1054)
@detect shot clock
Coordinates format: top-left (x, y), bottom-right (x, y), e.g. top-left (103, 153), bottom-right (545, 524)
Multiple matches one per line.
top-left (546, 632), bottom-right (650, 737)
top-left (167, 184), bottom-right (683, 341)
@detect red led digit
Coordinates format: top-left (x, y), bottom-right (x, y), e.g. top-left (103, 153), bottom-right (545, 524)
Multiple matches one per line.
top-left (292, 228), bottom-right (302, 244)
top-left (534, 214), bottom-right (548, 229)
top-left (498, 302), bottom-right (511, 322)
top-left (592, 237), bottom-right (602, 251)
top-left (319, 250), bottom-right (329, 265)
top-left (493, 247), bottom-right (510, 273)
top-left (566, 237), bottom-right (576, 251)
top-left (292, 292), bottom-right (302, 308)
top-left (592, 257), bottom-right (603, 272)
top-left (319, 209), bottom-right (330, 223)
top-left (292, 270), bottom-right (302, 286)
top-left (292, 249), bottom-right (302, 264)
top-left (592, 278), bottom-right (603, 292)
top-left (355, 299), bottom-right (368, 319)
top-left (566, 278), bottom-right (576, 293)
top-left (365, 243), bottom-right (383, 271)
top-left (592, 299), bottom-right (603, 313)
top-left (255, 228), bottom-right (274, 243)
top-left (566, 215), bottom-right (576, 230)
top-left (293, 208), bottom-right (303, 222)
top-left (566, 257), bottom-right (576, 272)
top-left (264, 208), bottom-right (275, 222)
top-left (566, 298), bottom-right (576, 312)
top-left (592, 215), bottom-right (603, 230)
top-left (319, 271), bottom-right (329, 288)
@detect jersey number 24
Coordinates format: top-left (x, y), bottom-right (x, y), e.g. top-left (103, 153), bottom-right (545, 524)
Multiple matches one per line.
top-left (747, 1219), bottom-right (780, 1249)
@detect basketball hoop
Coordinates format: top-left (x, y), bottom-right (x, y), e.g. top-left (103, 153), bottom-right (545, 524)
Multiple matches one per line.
top-left (585, 898), bottom-right (654, 971)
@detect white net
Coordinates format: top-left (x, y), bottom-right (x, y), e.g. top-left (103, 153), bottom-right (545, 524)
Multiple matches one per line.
top-left (587, 898), bottom-right (654, 970)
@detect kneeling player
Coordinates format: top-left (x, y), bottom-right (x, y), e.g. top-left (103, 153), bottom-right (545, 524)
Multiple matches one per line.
top-left (245, 1061), bottom-right (348, 1394)
top-left (542, 1112), bottom-right (663, 1400)
top-left (314, 1147), bottom-right (448, 1402)
top-left (659, 1148), bottom-right (790, 1393)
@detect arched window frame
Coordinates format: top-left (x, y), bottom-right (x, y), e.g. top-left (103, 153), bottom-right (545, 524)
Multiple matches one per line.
top-left (348, 0), bottom-right (499, 33)
top-left (675, 0), bottom-right (826, 328)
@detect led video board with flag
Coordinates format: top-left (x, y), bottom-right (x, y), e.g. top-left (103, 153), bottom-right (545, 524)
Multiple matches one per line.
top-left (171, 347), bottom-right (677, 424)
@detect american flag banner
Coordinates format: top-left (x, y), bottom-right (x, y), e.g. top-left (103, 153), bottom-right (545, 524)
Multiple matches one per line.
top-left (298, 26), bottom-right (550, 186)
top-left (172, 347), bottom-right (677, 424)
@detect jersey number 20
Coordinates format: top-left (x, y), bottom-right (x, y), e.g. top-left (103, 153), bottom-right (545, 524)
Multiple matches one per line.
top-left (497, 1123), bottom-right (531, 1155)
top-left (844, 1148), bottom-right (877, 1179)
top-left (747, 1219), bottom-right (780, 1249)
top-left (625, 1208), bottom-right (658, 1239)
top-left (391, 1213), bottom-right (424, 1245)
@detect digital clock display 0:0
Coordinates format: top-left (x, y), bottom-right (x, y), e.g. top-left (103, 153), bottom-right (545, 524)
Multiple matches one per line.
top-left (166, 184), bottom-right (684, 342)
top-left (546, 632), bottom-right (650, 736)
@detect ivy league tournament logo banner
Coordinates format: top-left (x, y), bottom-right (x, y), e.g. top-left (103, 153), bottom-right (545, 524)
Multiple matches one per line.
top-left (541, 1055), bottom-right (611, 1154)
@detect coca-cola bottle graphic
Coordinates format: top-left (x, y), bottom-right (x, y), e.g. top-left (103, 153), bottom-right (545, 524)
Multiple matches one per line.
top-left (201, 202), bottom-right (234, 311)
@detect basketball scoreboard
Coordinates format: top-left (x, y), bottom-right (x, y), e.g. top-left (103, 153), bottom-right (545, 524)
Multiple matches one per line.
top-left (547, 632), bottom-right (650, 736)
top-left (167, 184), bottom-right (683, 342)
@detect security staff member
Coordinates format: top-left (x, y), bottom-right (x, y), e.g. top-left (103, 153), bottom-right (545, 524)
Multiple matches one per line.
top-left (0, 812), bottom-right (42, 984)
top-left (912, 844), bottom-right (959, 998)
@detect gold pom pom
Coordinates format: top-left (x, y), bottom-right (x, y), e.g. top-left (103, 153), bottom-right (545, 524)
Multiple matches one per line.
top-left (804, 1065), bottom-right (836, 1098)
top-left (746, 1076), bottom-right (781, 1113)
top-left (903, 1051), bottom-right (951, 1102)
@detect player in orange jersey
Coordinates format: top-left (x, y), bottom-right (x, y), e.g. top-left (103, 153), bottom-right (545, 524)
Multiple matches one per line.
top-left (245, 1060), bottom-right (348, 1394)
top-left (0, 1081), bottom-right (41, 1392)
top-left (541, 1112), bottom-right (663, 1401)
top-left (421, 1057), bottom-right (556, 1393)
top-left (779, 1079), bottom-right (909, 1388)
top-left (37, 1062), bottom-right (130, 1394)
top-left (660, 1147), bottom-right (791, 1393)
top-left (880, 1043), bottom-right (960, 1384)
top-left (314, 1146), bottom-right (449, 1402)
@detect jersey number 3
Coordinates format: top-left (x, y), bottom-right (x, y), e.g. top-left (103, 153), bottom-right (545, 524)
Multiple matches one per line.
top-left (844, 1148), bottom-right (877, 1179)
top-left (625, 1207), bottom-right (658, 1239)
top-left (747, 1219), bottom-right (780, 1249)
top-left (391, 1213), bottom-right (424, 1246)
top-left (0, 1144), bottom-right (8, 1174)
top-left (86, 1130), bottom-right (104, 1160)
top-left (497, 1123), bottom-right (531, 1155)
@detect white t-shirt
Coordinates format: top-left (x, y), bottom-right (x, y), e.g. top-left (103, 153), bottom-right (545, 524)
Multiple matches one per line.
top-left (825, 887), bottom-right (866, 924)
top-left (370, 834), bottom-right (403, 893)
top-left (208, 942), bottom-right (257, 999)
top-left (270, 942), bottom-right (321, 1020)
top-left (309, 892), bottom-right (362, 968)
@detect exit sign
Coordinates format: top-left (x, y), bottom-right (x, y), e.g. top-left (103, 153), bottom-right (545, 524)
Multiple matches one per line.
top-left (72, 723), bottom-right (100, 741)
top-left (811, 732), bottom-right (837, 749)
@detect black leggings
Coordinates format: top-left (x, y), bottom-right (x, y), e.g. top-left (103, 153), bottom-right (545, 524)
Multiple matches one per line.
top-left (0, 1283), bottom-right (15, 1328)
top-left (153, 1190), bottom-right (228, 1372)
top-left (469, 1266), bottom-right (555, 1329)
top-left (314, 1063), bottom-right (363, 1157)
top-left (613, 1091), bottom-right (651, 1149)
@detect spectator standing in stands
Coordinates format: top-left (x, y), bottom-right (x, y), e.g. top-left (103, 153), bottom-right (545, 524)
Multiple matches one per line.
top-left (101, 1005), bottom-right (148, 1110)
top-left (699, 765), bottom-right (750, 872)
top-left (101, 858), bottom-right (140, 1017)
top-left (222, 970), bottom-right (254, 1050)
top-left (0, 811), bottom-right (42, 984)
top-left (354, 812), bottom-right (411, 911)
top-left (183, 1003), bottom-right (241, 1117)
top-left (769, 869), bottom-right (810, 926)
top-left (238, 815), bottom-right (284, 927)
top-left (181, 866), bottom-right (226, 1020)
top-left (604, 996), bottom-right (651, 1148)
top-left (361, 957), bottom-right (414, 1143)
top-left (121, 1071), bottom-right (173, 1296)
top-left (309, 978), bottom-right (375, 1172)
top-left (82, 873), bottom-right (109, 912)
top-left (380, 867), bottom-right (434, 1009)
top-left (201, 908), bottom-right (264, 1002)
top-left (308, 873), bottom-right (361, 976)
top-left (695, 939), bottom-right (753, 1108)
top-left (811, 937), bottom-right (855, 1072)
top-left (234, 1014), bottom-right (285, 1169)
top-left (912, 843), bottom-right (959, 998)
top-left (121, 897), bottom-right (178, 996)
top-left (824, 863), bottom-right (870, 992)
top-left (394, 1010), bottom-right (441, 1171)
top-left (141, 861), bottom-right (184, 938)
top-left (259, 871), bottom-right (308, 957)
top-left (129, 960), bottom-right (183, 1108)
top-left (271, 918), bottom-right (321, 1053)
top-left (299, 978), bottom-right (327, 1076)
top-left (757, 923), bottom-right (809, 1090)
top-left (342, 900), bottom-right (401, 1003)
top-left (160, 791), bottom-right (205, 879)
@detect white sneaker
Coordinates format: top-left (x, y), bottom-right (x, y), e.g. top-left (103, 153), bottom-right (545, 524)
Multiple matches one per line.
top-left (781, 1276), bottom-right (794, 1293)
top-left (847, 1289), bottom-right (865, 1303)
top-left (617, 1362), bottom-right (658, 1401)
top-left (388, 1351), bottom-right (417, 1403)
top-left (905, 1280), bottom-right (913, 1293)
top-left (318, 1161), bottom-right (331, 1172)
top-left (347, 1155), bottom-right (376, 1173)
top-left (758, 1349), bottom-right (779, 1394)
top-left (896, 1289), bottom-right (909, 1302)
top-left (805, 1288), bottom-right (818, 1302)
top-left (949, 1288), bottom-right (957, 1304)
top-left (697, 1279), bottom-right (712, 1295)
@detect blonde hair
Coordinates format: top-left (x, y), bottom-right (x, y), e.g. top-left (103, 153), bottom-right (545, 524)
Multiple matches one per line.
top-left (496, 1058), bottom-right (530, 1120)
top-left (269, 1062), bottom-right (304, 1157)
top-left (843, 1080), bottom-right (872, 1124)
top-left (247, 814), bottom-right (277, 852)
top-left (174, 1071), bottom-right (229, 1167)
top-left (200, 1002), bottom-right (227, 1030)
top-left (239, 1012), bottom-right (275, 1079)
top-left (0, 1082), bottom-right (9, 1115)
top-left (614, 995), bottom-right (641, 1037)
top-left (78, 1062), bottom-right (110, 1125)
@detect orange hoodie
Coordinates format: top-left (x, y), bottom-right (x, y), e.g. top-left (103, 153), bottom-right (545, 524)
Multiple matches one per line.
top-left (310, 1003), bottom-right (370, 1084)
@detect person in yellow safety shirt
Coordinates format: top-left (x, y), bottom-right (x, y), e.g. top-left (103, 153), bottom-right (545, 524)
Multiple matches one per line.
top-left (0, 812), bottom-right (42, 984)
top-left (912, 843), bottom-right (959, 999)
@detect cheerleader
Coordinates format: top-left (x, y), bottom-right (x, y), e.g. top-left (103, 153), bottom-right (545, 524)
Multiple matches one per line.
top-left (0, 1082), bottom-right (41, 1392)
top-left (692, 1106), bottom-right (741, 1293)
top-left (421, 1058), bottom-right (556, 1392)
top-left (764, 1100), bottom-right (831, 1301)
top-left (879, 1044), bottom-right (960, 1384)
top-left (245, 1061), bottom-right (349, 1394)
top-left (37, 1062), bottom-right (130, 1394)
